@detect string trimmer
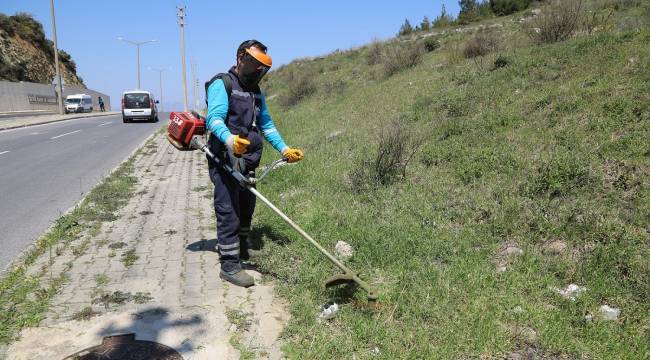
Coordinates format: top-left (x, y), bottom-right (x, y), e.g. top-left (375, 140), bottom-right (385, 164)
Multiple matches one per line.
top-left (167, 111), bottom-right (378, 301)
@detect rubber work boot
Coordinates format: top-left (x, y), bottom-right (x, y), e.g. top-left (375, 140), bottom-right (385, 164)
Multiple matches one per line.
top-left (220, 268), bottom-right (255, 287)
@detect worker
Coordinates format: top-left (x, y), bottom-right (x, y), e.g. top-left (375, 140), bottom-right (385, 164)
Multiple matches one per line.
top-left (205, 40), bottom-right (304, 287)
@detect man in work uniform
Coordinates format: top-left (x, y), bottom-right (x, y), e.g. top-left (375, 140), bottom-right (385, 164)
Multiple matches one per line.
top-left (205, 40), bottom-right (304, 287)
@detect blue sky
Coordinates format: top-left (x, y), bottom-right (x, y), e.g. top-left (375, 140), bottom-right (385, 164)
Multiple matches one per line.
top-left (1, 1), bottom-right (460, 111)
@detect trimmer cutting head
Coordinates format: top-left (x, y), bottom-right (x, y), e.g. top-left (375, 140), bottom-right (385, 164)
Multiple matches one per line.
top-left (324, 272), bottom-right (379, 301)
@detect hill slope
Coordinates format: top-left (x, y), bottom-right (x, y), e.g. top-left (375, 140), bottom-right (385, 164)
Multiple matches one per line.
top-left (249, 1), bottom-right (649, 359)
top-left (0, 13), bottom-right (83, 85)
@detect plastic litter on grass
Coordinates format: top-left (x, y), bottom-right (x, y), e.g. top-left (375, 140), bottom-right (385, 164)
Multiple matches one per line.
top-left (317, 303), bottom-right (339, 323)
top-left (554, 284), bottom-right (587, 301)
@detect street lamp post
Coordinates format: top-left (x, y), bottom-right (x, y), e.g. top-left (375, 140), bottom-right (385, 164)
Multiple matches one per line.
top-left (117, 37), bottom-right (156, 89)
top-left (49, 0), bottom-right (64, 115)
top-left (149, 67), bottom-right (168, 113)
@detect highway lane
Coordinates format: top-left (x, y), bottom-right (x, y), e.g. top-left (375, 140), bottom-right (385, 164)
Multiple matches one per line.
top-left (0, 113), bottom-right (165, 271)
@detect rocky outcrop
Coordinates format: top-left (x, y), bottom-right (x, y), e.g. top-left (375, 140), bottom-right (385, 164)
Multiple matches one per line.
top-left (0, 13), bottom-right (84, 86)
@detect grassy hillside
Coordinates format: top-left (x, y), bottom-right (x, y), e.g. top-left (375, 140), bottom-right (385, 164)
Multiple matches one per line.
top-left (250, 1), bottom-right (649, 359)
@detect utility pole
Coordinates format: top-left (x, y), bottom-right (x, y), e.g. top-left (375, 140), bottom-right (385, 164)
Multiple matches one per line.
top-left (149, 67), bottom-right (168, 112)
top-left (177, 6), bottom-right (188, 112)
top-left (49, 0), bottom-right (63, 115)
top-left (117, 37), bottom-right (157, 89)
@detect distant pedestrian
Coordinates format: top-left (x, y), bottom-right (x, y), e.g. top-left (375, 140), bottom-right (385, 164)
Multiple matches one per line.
top-left (98, 96), bottom-right (105, 112)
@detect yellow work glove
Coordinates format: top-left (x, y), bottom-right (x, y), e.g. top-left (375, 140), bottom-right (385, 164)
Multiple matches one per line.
top-left (226, 135), bottom-right (250, 156)
top-left (282, 147), bottom-right (304, 163)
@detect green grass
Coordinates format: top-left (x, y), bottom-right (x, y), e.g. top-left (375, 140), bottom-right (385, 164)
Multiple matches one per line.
top-left (252, 3), bottom-right (650, 359)
top-left (226, 308), bottom-right (256, 359)
top-left (94, 274), bottom-right (109, 287)
top-left (70, 306), bottom-right (100, 321)
top-left (229, 333), bottom-right (256, 360)
top-left (225, 308), bottom-right (253, 332)
top-left (120, 248), bottom-right (138, 267)
top-left (91, 291), bottom-right (152, 310)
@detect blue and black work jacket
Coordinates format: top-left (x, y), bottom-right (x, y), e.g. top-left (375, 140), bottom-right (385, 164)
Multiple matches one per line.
top-left (206, 67), bottom-right (287, 171)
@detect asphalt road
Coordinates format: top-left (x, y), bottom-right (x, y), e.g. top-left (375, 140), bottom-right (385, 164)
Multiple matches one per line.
top-left (0, 113), bottom-right (164, 271)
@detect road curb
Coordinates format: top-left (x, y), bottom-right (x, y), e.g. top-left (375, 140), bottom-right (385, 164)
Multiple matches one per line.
top-left (0, 112), bottom-right (120, 132)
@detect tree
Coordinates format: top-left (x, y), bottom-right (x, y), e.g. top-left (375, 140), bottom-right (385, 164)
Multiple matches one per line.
top-left (398, 19), bottom-right (414, 37)
top-left (433, 4), bottom-right (455, 28)
top-left (459, 0), bottom-right (478, 14)
top-left (489, 0), bottom-right (532, 16)
top-left (420, 16), bottom-right (431, 31)
top-left (458, 0), bottom-right (493, 24)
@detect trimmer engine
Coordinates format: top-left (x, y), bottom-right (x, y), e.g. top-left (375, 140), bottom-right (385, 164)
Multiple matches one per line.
top-left (167, 111), bottom-right (205, 150)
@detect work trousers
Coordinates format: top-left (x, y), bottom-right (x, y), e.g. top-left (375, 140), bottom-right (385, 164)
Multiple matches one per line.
top-left (209, 163), bottom-right (256, 273)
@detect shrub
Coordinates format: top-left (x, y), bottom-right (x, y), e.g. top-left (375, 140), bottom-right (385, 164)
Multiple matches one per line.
top-left (279, 71), bottom-right (317, 108)
top-left (0, 14), bottom-right (15, 35)
top-left (58, 49), bottom-right (77, 72)
top-left (597, 0), bottom-right (642, 11)
top-left (462, 32), bottom-right (499, 58)
top-left (582, 8), bottom-right (615, 35)
top-left (527, 0), bottom-right (584, 44)
top-left (8, 13), bottom-right (54, 59)
top-left (489, 0), bottom-right (533, 16)
top-left (366, 40), bottom-right (384, 65)
top-left (0, 58), bottom-right (26, 82)
top-left (350, 121), bottom-right (422, 191)
top-left (381, 42), bottom-right (425, 78)
top-left (492, 55), bottom-right (510, 69)
top-left (397, 19), bottom-right (414, 37)
top-left (422, 37), bottom-right (441, 52)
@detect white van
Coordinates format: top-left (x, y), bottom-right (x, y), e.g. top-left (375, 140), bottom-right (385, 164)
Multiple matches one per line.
top-left (65, 94), bottom-right (93, 114)
top-left (122, 90), bottom-right (159, 123)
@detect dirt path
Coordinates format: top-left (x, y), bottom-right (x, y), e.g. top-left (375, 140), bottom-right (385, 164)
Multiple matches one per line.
top-left (6, 132), bottom-right (289, 359)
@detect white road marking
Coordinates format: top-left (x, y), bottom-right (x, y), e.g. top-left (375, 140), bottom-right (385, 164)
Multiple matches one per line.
top-left (50, 129), bottom-right (81, 139)
top-left (0, 151), bottom-right (10, 155)
top-left (98, 121), bottom-right (113, 126)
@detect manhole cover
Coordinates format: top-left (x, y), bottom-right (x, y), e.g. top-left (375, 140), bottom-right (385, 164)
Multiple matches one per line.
top-left (64, 333), bottom-right (184, 360)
